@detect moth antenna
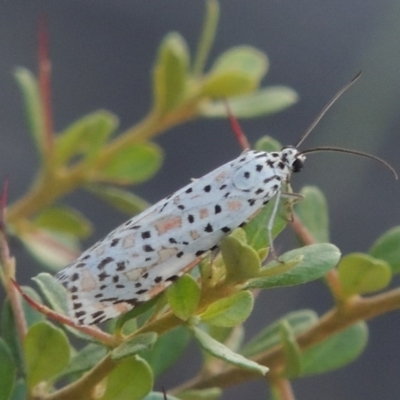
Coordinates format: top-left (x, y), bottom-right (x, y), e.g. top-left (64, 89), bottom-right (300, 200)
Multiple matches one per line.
top-left (224, 100), bottom-right (250, 151)
top-left (300, 146), bottom-right (398, 180)
top-left (295, 71), bottom-right (362, 148)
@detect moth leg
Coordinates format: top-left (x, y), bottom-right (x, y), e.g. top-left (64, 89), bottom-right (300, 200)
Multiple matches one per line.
top-left (281, 191), bottom-right (304, 223)
top-left (267, 188), bottom-right (282, 260)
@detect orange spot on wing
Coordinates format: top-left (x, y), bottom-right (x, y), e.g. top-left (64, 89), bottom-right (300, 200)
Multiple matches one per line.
top-left (190, 230), bottom-right (200, 240)
top-left (155, 216), bottom-right (182, 234)
top-left (214, 171), bottom-right (228, 182)
top-left (122, 234), bottom-right (135, 248)
top-left (81, 270), bottom-right (97, 292)
top-left (227, 200), bottom-right (242, 211)
top-left (199, 208), bottom-right (209, 219)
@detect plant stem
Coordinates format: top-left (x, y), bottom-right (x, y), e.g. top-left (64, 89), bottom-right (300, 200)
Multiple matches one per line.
top-left (173, 287), bottom-right (400, 392)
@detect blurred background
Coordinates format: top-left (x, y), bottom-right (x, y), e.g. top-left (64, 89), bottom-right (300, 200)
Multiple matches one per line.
top-left (1, 0), bottom-right (400, 398)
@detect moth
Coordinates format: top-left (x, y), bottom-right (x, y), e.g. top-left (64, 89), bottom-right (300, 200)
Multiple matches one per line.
top-left (55, 73), bottom-right (397, 325)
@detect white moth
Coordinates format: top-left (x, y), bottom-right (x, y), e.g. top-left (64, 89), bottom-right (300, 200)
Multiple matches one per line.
top-left (55, 73), bottom-right (397, 325)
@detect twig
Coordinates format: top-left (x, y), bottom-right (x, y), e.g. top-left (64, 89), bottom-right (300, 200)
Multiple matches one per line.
top-left (11, 279), bottom-right (117, 347)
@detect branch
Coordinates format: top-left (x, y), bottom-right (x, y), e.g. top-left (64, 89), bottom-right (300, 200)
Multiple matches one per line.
top-left (174, 287), bottom-right (400, 391)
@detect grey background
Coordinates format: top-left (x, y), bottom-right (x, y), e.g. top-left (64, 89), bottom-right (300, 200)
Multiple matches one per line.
top-left (1, 1), bottom-right (400, 399)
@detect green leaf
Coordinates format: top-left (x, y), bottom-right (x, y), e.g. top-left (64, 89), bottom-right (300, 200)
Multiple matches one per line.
top-left (86, 184), bottom-right (150, 215)
top-left (153, 32), bottom-right (190, 113)
top-left (201, 46), bottom-right (267, 98)
top-left (242, 310), bottom-right (318, 357)
top-left (24, 322), bottom-right (70, 389)
top-left (338, 253), bottom-right (391, 297)
top-left (221, 236), bottom-right (261, 283)
top-left (178, 388), bottom-right (222, 400)
top-left (94, 142), bottom-right (163, 184)
top-left (201, 86), bottom-right (298, 118)
top-left (55, 110), bottom-right (118, 166)
top-left (167, 275), bottom-right (201, 321)
top-left (141, 325), bottom-right (190, 377)
top-left (247, 244), bottom-right (341, 289)
top-left (62, 343), bottom-right (107, 377)
top-left (20, 229), bottom-right (80, 271)
top-left (33, 273), bottom-right (96, 341)
top-left (102, 356), bottom-right (153, 400)
top-left (244, 198), bottom-right (289, 252)
top-left (200, 291), bottom-right (254, 327)
top-left (369, 226), bottom-right (400, 274)
top-left (33, 205), bottom-right (92, 239)
top-left (256, 256), bottom-right (302, 278)
top-left (144, 392), bottom-right (180, 400)
top-left (191, 326), bottom-right (268, 375)
top-left (10, 379), bottom-right (27, 400)
top-left (111, 332), bottom-right (158, 361)
top-left (1, 287), bottom-right (45, 375)
top-left (254, 136), bottom-right (282, 152)
top-left (295, 186), bottom-right (329, 243)
top-left (14, 67), bottom-right (44, 154)
top-left (209, 45), bottom-right (267, 79)
top-left (0, 338), bottom-right (16, 400)
top-left (208, 325), bottom-right (244, 354)
top-left (201, 70), bottom-right (260, 98)
top-left (32, 273), bottom-right (68, 314)
top-left (300, 322), bottom-right (368, 376)
top-left (114, 295), bottom-right (161, 333)
top-left (280, 321), bottom-right (302, 378)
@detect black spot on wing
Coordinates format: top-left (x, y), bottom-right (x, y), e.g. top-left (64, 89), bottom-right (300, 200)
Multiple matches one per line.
top-left (204, 223), bottom-right (213, 233)
top-left (141, 231), bottom-right (151, 239)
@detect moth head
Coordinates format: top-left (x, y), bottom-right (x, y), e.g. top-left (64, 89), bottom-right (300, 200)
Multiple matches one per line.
top-left (281, 146), bottom-right (306, 173)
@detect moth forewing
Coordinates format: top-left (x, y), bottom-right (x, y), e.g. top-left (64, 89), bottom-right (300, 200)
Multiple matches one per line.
top-left (56, 148), bottom-right (299, 325)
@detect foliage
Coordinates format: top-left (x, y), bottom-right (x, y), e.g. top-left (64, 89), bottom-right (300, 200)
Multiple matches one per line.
top-left (0, 1), bottom-right (399, 400)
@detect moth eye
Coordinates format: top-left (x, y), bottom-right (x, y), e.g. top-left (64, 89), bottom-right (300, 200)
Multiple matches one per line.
top-left (292, 158), bottom-right (303, 173)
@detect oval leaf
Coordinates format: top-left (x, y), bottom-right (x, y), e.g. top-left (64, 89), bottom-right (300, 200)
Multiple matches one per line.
top-left (55, 110), bottom-right (118, 166)
top-left (200, 291), bottom-right (254, 327)
top-left (33, 205), bottom-right (92, 238)
top-left (153, 32), bottom-right (190, 113)
top-left (300, 322), bottom-right (368, 376)
top-left (21, 229), bottom-right (80, 271)
top-left (280, 321), bottom-right (302, 378)
top-left (191, 326), bottom-right (268, 375)
top-left (111, 332), bottom-right (158, 361)
top-left (14, 67), bottom-right (44, 155)
top-left (369, 226), bottom-right (400, 274)
top-left (221, 236), bottom-right (261, 283)
top-left (244, 198), bottom-right (289, 251)
top-left (141, 326), bottom-right (190, 377)
top-left (24, 322), bottom-right (70, 389)
top-left (32, 272), bottom-right (68, 314)
top-left (201, 70), bottom-right (259, 98)
top-left (86, 184), bottom-right (150, 215)
top-left (201, 86), bottom-right (298, 118)
top-left (0, 338), bottom-right (16, 400)
top-left (338, 253), bottom-right (392, 297)
top-left (254, 136), bottom-right (282, 153)
top-left (9, 379), bottom-right (27, 400)
top-left (242, 310), bottom-right (318, 357)
top-left (61, 343), bottom-right (107, 377)
top-left (210, 46), bottom-right (268, 79)
top-left (247, 244), bottom-right (341, 289)
top-left (94, 142), bottom-right (163, 184)
top-left (295, 186), bottom-right (329, 243)
top-left (167, 275), bottom-right (200, 321)
top-left (102, 356), bottom-right (153, 400)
